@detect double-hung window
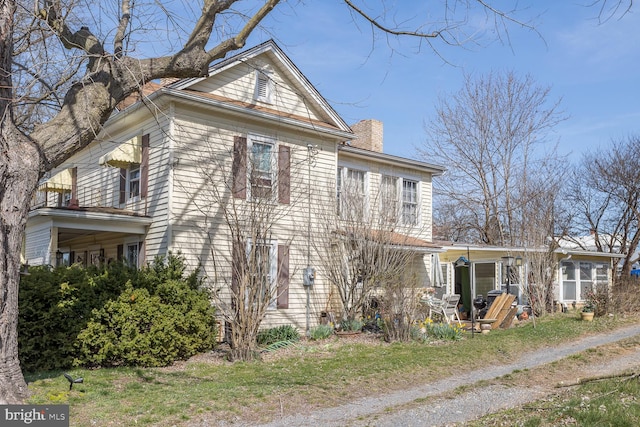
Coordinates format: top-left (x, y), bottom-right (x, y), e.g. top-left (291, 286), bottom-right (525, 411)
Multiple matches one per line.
top-left (380, 175), bottom-right (399, 223)
top-left (401, 179), bottom-right (419, 225)
top-left (249, 136), bottom-right (275, 199)
top-left (248, 240), bottom-right (277, 309)
top-left (337, 166), bottom-right (366, 218)
top-left (127, 164), bottom-right (141, 201)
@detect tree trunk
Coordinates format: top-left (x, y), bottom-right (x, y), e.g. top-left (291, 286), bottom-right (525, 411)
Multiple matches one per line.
top-left (0, 127), bottom-right (39, 403)
top-left (0, 0), bottom-right (35, 403)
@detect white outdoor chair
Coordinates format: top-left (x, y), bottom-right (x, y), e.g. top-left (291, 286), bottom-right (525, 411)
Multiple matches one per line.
top-left (441, 294), bottom-right (462, 325)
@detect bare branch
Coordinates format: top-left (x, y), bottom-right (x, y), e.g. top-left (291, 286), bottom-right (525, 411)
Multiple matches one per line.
top-left (113, 0), bottom-right (131, 59)
top-left (38, 1), bottom-right (105, 58)
top-left (205, 0), bottom-right (280, 61)
top-left (344, 0), bottom-right (443, 39)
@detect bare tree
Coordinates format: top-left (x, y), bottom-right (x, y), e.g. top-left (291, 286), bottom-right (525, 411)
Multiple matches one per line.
top-left (314, 171), bottom-right (426, 341)
top-left (422, 70), bottom-right (567, 247)
top-left (568, 136), bottom-right (640, 277)
top-left (0, 0), bottom-right (552, 403)
top-left (518, 172), bottom-right (570, 316)
top-left (174, 130), bottom-right (308, 361)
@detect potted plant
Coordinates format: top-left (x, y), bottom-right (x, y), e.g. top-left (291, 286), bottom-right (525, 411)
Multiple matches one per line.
top-left (581, 299), bottom-right (595, 321)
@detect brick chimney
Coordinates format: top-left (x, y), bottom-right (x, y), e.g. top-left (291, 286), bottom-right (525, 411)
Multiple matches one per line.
top-left (350, 119), bottom-right (383, 153)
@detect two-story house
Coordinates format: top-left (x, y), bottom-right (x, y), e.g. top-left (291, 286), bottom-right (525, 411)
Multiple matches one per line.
top-left (24, 40), bottom-right (445, 330)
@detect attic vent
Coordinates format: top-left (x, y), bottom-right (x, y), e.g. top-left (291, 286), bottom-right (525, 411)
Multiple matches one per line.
top-left (254, 70), bottom-right (272, 104)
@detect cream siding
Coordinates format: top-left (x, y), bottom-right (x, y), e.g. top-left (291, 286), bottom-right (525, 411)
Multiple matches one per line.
top-left (168, 102), bottom-right (340, 329)
top-left (189, 56), bottom-right (328, 125)
top-left (24, 41), bottom-right (443, 333)
top-left (25, 220), bottom-right (54, 266)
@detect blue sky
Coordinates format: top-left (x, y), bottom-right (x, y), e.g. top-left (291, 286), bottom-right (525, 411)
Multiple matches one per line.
top-left (242, 1), bottom-right (640, 162)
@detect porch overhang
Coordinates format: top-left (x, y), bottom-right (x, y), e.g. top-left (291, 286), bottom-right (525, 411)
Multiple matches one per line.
top-left (28, 207), bottom-right (152, 237)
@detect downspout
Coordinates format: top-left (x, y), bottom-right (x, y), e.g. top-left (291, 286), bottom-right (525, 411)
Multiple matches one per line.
top-left (167, 102), bottom-right (176, 254)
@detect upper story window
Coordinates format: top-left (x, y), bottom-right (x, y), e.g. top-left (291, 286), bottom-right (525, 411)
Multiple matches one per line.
top-left (380, 175), bottom-right (399, 223)
top-left (402, 179), bottom-right (419, 226)
top-left (337, 166), bottom-right (366, 218)
top-left (254, 70), bottom-right (273, 104)
top-left (232, 135), bottom-right (290, 204)
top-left (249, 135), bottom-right (275, 200)
top-left (127, 164), bottom-right (141, 201)
top-left (379, 175), bottom-right (420, 226)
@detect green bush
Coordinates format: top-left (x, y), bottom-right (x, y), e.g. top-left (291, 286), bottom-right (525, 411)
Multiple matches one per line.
top-left (75, 280), bottom-right (216, 367)
top-left (18, 264), bottom-right (133, 371)
top-left (256, 325), bottom-right (300, 347)
top-left (19, 254), bottom-right (216, 371)
top-left (309, 324), bottom-right (334, 340)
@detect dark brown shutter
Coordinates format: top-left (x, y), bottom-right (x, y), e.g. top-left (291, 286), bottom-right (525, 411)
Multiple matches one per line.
top-left (278, 145), bottom-right (290, 204)
top-left (117, 244), bottom-right (124, 261)
top-left (140, 134), bottom-right (150, 199)
top-left (119, 168), bottom-right (127, 204)
top-left (232, 136), bottom-right (247, 199)
top-left (277, 244), bottom-right (289, 309)
top-left (69, 251), bottom-right (75, 265)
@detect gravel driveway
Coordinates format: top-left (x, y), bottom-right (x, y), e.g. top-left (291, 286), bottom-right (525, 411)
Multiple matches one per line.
top-left (247, 322), bottom-right (640, 427)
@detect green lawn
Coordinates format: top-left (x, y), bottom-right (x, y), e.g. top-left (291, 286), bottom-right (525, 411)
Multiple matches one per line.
top-left (25, 312), bottom-right (638, 426)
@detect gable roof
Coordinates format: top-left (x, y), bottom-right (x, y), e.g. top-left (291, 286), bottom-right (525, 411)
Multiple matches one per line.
top-left (167, 39), bottom-right (351, 135)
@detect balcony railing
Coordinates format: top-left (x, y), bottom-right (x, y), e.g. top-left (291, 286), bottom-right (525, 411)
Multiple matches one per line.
top-left (30, 183), bottom-right (136, 212)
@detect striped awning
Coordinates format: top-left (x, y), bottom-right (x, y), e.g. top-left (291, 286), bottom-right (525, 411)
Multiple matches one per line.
top-left (99, 136), bottom-right (142, 168)
top-left (43, 168), bottom-right (73, 193)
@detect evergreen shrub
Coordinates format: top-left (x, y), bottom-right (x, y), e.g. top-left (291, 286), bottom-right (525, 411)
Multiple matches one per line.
top-left (19, 254), bottom-right (216, 371)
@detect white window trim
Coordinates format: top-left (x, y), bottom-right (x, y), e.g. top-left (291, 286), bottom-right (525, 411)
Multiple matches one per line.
top-left (560, 261), bottom-right (609, 302)
top-left (247, 134), bottom-right (277, 201)
top-left (401, 178), bottom-right (420, 226)
top-left (378, 173), bottom-right (421, 227)
top-left (246, 238), bottom-right (278, 310)
top-left (254, 69), bottom-right (273, 104)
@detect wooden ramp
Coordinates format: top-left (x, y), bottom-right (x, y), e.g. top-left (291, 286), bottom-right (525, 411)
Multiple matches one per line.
top-left (484, 293), bottom-right (517, 329)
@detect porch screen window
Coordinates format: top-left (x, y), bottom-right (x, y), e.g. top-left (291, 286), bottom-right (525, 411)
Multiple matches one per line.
top-left (579, 262), bottom-right (594, 299)
top-left (562, 262), bottom-right (577, 301)
top-left (402, 179), bottom-right (418, 225)
top-left (475, 263), bottom-right (495, 300)
top-left (595, 263), bottom-right (608, 285)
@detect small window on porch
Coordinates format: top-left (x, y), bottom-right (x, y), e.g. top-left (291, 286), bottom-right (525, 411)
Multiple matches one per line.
top-left (127, 243), bottom-right (139, 268)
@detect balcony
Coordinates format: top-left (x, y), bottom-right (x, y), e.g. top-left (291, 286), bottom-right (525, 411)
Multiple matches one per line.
top-left (30, 183), bottom-right (142, 214)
